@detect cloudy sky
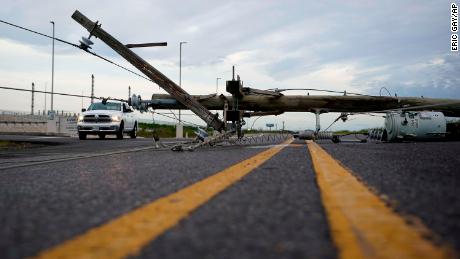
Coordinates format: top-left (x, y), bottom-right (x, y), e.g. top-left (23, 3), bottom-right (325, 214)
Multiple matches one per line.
top-left (0, 0), bottom-right (458, 130)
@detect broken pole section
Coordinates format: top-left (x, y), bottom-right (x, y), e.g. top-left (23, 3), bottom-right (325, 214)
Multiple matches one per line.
top-left (71, 10), bottom-right (224, 131)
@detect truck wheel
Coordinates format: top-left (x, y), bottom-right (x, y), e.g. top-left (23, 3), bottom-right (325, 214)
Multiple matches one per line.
top-left (98, 133), bottom-right (106, 139)
top-left (130, 123), bottom-right (137, 139)
top-left (116, 123), bottom-right (124, 139)
top-left (78, 132), bottom-right (87, 140)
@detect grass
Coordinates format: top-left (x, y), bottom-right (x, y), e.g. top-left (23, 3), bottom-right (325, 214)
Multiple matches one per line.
top-left (137, 122), bottom-right (198, 138)
top-left (333, 129), bottom-right (370, 135)
top-left (0, 140), bottom-right (32, 150)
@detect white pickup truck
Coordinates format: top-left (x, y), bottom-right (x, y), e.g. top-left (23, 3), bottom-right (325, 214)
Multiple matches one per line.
top-left (77, 101), bottom-right (138, 140)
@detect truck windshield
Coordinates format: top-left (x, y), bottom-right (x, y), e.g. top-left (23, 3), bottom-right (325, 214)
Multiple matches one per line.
top-left (87, 102), bottom-right (121, 111)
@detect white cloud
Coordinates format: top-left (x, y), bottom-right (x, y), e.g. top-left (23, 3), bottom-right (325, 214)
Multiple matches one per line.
top-left (0, 0), bottom-right (457, 130)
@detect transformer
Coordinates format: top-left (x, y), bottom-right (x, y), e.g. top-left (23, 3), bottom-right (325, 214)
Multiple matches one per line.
top-left (384, 111), bottom-right (446, 141)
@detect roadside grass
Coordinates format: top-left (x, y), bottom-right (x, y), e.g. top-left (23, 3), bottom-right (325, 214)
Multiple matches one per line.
top-left (138, 123), bottom-right (198, 138)
top-left (0, 140), bottom-right (33, 150)
top-left (333, 129), bottom-right (370, 135)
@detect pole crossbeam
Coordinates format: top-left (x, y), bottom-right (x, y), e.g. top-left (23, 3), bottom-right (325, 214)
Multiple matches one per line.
top-left (71, 10), bottom-right (224, 131)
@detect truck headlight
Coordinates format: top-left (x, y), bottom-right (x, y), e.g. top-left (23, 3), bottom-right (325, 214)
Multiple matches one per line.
top-left (111, 115), bottom-right (121, 122)
top-left (78, 115), bottom-right (84, 122)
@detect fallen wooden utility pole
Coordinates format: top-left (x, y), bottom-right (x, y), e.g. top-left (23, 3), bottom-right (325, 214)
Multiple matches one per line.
top-left (71, 10), bottom-right (224, 131)
top-left (147, 94), bottom-right (460, 117)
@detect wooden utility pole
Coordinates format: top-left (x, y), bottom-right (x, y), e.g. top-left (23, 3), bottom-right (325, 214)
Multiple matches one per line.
top-left (148, 94), bottom-right (460, 117)
top-left (71, 10), bottom-right (224, 131)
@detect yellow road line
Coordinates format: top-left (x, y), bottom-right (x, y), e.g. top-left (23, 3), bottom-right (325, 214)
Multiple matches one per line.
top-left (35, 138), bottom-right (293, 259)
top-left (306, 141), bottom-right (452, 259)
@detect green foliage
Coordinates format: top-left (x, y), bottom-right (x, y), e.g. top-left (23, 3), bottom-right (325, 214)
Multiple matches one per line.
top-left (0, 140), bottom-right (31, 149)
top-left (243, 129), bottom-right (290, 134)
top-left (333, 129), bottom-right (370, 135)
top-left (138, 122), bottom-right (197, 138)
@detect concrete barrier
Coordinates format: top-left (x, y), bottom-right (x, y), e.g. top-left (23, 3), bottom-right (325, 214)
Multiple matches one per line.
top-left (0, 114), bottom-right (78, 136)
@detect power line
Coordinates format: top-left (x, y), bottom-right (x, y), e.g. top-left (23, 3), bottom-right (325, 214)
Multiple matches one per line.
top-left (151, 111), bottom-right (204, 128)
top-left (0, 84), bottom-right (206, 126)
top-left (83, 49), bottom-right (152, 82)
top-left (0, 18), bottom-right (153, 83)
top-left (269, 88), bottom-right (372, 97)
top-left (0, 85), bottom-right (126, 102)
top-left (0, 84), bottom-right (205, 126)
top-left (0, 18), bottom-right (80, 48)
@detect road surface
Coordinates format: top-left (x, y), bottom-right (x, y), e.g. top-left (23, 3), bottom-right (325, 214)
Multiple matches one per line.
top-left (0, 135), bottom-right (458, 259)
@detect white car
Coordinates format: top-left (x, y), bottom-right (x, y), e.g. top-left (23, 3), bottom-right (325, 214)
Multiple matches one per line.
top-left (77, 101), bottom-right (138, 140)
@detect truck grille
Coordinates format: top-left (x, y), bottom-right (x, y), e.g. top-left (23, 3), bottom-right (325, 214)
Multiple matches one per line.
top-left (83, 115), bottom-right (111, 123)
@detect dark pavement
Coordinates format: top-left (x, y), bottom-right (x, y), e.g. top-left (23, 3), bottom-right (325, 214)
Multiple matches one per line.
top-left (321, 141), bottom-right (460, 252)
top-left (138, 142), bottom-right (335, 259)
top-left (0, 135), bottom-right (459, 258)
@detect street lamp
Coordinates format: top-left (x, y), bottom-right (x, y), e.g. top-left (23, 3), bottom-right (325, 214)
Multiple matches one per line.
top-left (216, 77), bottom-right (221, 94)
top-left (50, 21), bottom-right (55, 113)
top-left (179, 41), bottom-right (187, 123)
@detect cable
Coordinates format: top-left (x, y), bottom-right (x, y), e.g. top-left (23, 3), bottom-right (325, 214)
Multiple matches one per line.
top-left (0, 84), bottom-right (203, 127)
top-left (349, 100), bottom-right (460, 115)
top-left (322, 112), bottom-right (384, 134)
top-left (84, 49), bottom-right (153, 82)
top-left (168, 109), bottom-right (179, 121)
top-left (159, 112), bottom-right (197, 116)
top-left (268, 88), bottom-right (371, 97)
top-left (0, 85), bottom-right (127, 101)
top-left (379, 87), bottom-right (392, 97)
top-left (0, 18), bottom-right (80, 48)
top-left (323, 114), bottom-right (344, 132)
top-left (250, 116), bottom-right (263, 130)
top-left (0, 18), bottom-right (153, 84)
top-left (151, 110), bottom-right (204, 128)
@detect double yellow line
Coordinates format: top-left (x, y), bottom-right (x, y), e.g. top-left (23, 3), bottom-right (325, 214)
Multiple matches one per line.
top-left (307, 141), bottom-right (452, 259)
top-left (35, 139), bottom-right (293, 259)
top-left (35, 139), bottom-right (454, 259)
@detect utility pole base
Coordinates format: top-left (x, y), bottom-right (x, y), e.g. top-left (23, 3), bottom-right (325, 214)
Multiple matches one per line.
top-left (176, 123), bottom-right (183, 138)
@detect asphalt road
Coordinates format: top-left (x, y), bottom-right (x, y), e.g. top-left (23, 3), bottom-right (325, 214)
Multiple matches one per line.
top-left (0, 135), bottom-right (459, 258)
top-left (320, 141), bottom-right (460, 252)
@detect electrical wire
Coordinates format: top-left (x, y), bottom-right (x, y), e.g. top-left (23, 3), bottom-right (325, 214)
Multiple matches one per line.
top-left (83, 49), bottom-right (152, 82)
top-left (3, 18), bottom-right (459, 129)
top-left (151, 110), bottom-right (204, 128)
top-left (379, 87), bottom-right (392, 97)
top-left (349, 100), bottom-right (460, 115)
top-left (323, 114), bottom-right (344, 132)
top-left (268, 88), bottom-right (372, 97)
top-left (0, 18), bottom-right (153, 83)
top-left (0, 19), bottom-right (80, 48)
top-left (0, 85), bottom-right (205, 126)
top-left (0, 85), bottom-right (126, 102)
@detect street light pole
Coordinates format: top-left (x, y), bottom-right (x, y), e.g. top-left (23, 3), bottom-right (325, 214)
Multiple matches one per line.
top-left (50, 21), bottom-right (55, 113)
top-left (179, 41), bottom-right (187, 123)
top-left (216, 77), bottom-right (221, 94)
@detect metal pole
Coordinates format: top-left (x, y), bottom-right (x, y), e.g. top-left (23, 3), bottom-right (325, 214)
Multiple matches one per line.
top-left (50, 21), bottom-right (55, 112)
top-left (179, 41), bottom-right (187, 123)
top-left (31, 82), bottom-right (35, 115)
top-left (44, 83), bottom-right (47, 113)
top-left (91, 74), bottom-right (94, 104)
top-left (315, 110), bottom-right (321, 133)
top-left (216, 77), bottom-right (221, 94)
top-left (128, 86), bottom-right (131, 99)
